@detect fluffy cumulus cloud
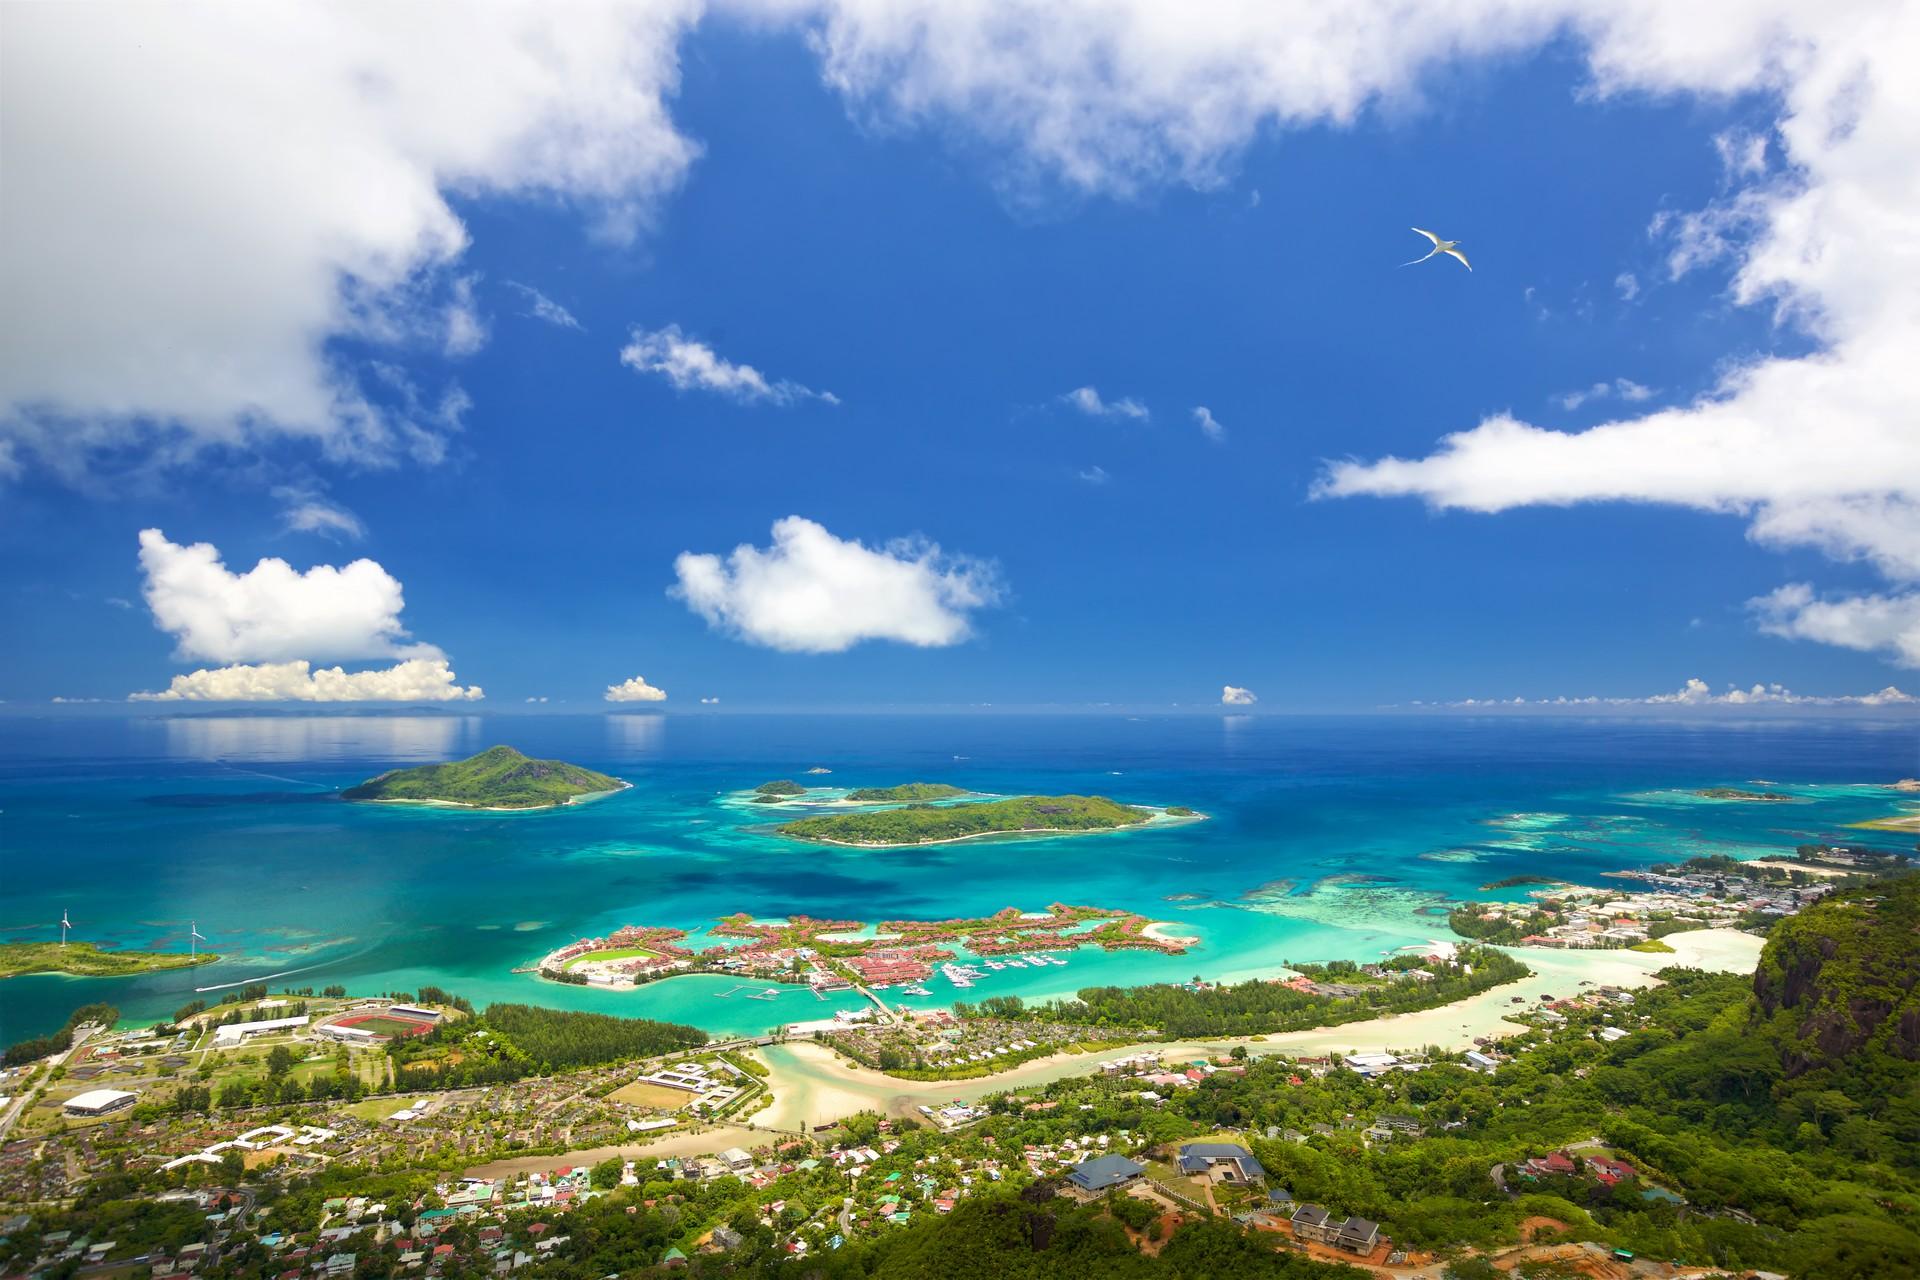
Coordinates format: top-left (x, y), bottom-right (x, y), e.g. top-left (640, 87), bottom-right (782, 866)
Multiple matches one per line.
top-left (1, 1), bottom-right (700, 477)
top-left (138, 529), bottom-right (434, 664)
top-left (1061, 386), bottom-right (1148, 421)
top-left (672, 516), bottom-right (1001, 653)
top-left (1752, 584), bottom-right (1920, 668)
top-left (620, 325), bottom-right (838, 405)
top-left (1436, 677), bottom-right (1915, 709)
top-left (1221, 685), bottom-right (1257, 705)
top-left (130, 658), bottom-right (482, 702)
top-left (605, 674), bottom-right (669, 702)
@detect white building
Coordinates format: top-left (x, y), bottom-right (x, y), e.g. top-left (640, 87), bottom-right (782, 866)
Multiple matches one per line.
top-left (63, 1088), bottom-right (138, 1116)
top-left (212, 1015), bottom-right (310, 1046)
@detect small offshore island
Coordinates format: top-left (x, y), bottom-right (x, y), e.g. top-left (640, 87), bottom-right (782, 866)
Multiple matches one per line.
top-left (342, 745), bottom-right (626, 811)
top-left (776, 791), bottom-right (1193, 847)
top-left (0, 940), bottom-right (216, 979)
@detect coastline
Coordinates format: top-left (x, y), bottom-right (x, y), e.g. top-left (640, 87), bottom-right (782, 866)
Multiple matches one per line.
top-left (356, 780), bottom-right (633, 813)
top-left (752, 928), bottom-right (1765, 1131)
top-left (781, 808), bottom-right (1206, 850)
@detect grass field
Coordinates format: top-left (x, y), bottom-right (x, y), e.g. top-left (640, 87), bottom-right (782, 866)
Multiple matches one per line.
top-left (607, 1081), bottom-right (692, 1109)
top-left (564, 946), bottom-right (659, 970)
top-left (344, 1096), bottom-right (415, 1122)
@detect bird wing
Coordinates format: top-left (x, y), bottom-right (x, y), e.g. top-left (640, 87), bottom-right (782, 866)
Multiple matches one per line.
top-left (1443, 247), bottom-right (1472, 271)
top-left (1411, 227), bottom-right (1441, 245)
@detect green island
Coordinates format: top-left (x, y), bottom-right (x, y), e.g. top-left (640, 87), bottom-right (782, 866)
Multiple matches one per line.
top-left (778, 793), bottom-right (1162, 846)
top-left (1478, 874), bottom-right (1565, 890)
top-left (844, 781), bottom-right (972, 802)
top-left (752, 778), bottom-right (808, 796)
top-left (341, 745), bottom-right (625, 811)
top-left (0, 940), bottom-right (216, 980)
top-left (1694, 786), bottom-right (1795, 802)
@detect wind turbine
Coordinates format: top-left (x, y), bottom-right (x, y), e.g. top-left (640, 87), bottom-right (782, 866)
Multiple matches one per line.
top-left (60, 909), bottom-right (71, 948)
top-left (190, 921), bottom-right (207, 959)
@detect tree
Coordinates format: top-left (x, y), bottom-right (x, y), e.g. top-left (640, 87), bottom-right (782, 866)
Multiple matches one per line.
top-left (590, 1157), bottom-right (624, 1190)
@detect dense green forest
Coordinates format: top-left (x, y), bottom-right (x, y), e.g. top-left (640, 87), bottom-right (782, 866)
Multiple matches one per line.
top-left (976, 946), bottom-right (1530, 1038)
top-left (754, 779), bottom-right (808, 796)
top-left (343, 745), bottom-right (623, 809)
top-left (780, 794), bottom-right (1152, 845)
top-left (843, 782), bottom-right (970, 802)
top-left (390, 1002), bottom-right (706, 1090)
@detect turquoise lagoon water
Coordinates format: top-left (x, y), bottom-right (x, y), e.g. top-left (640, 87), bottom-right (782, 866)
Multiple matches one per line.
top-left (2, 713), bottom-right (1916, 1042)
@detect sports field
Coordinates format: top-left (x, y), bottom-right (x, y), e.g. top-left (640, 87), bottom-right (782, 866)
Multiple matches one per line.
top-left (333, 1013), bottom-right (435, 1037)
top-left (607, 1080), bottom-right (691, 1109)
top-left (564, 946), bottom-right (659, 970)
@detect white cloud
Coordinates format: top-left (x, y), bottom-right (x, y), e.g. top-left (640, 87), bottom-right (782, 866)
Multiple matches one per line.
top-left (1192, 406), bottom-right (1226, 442)
top-left (605, 674), bottom-right (669, 702)
top-left (130, 658), bottom-right (482, 702)
top-left (1751, 583), bottom-right (1920, 668)
top-left (274, 487), bottom-right (367, 541)
top-left (700, 696), bottom-right (721, 704)
top-left (1304, 2), bottom-right (1920, 666)
top-left (1077, 464), bottom-right (1110, 485)
top-left (1061, 386), bottom-right (1148, 421)
top-left (507, 283), bottom-right (584, 332)
top-left (1, 1), bottom-right (699, 477)
top-left (1221, 685), bottom-right (1257, 705)
top-left (1553, 377), bottom-right (1656, 411)
top-left (1614, 272), bottom-right (1640, 301)
top-left (619, 325), bottom-right (837, 405)
top-left (1441, 676), bottom-right (1915, 708)
top-left (442, 275), bottom-right (488, 358)
top-left (138, 528), bottom-right (435, 664)
top-left (525, 695), bottom-right (550, 703)
top-left (672, 515), bottom-right (1001, 653)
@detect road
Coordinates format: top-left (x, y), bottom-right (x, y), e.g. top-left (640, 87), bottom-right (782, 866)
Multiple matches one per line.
top-left (0, 1021), bottom-right (99, 1142)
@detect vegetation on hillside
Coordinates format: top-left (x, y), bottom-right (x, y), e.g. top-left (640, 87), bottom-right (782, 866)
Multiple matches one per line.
top-left (844, 782), bottom-right (971, 802)
top-left (0, 940), bottom-right (216, 979)
top-left (2, 1002), bottom-right (118, 1066)
top-left (343, 745), bottom-right (623, 810)
top-left (753, 779), bottom-right (807, 796)
top-left (780, 794), bottom-right (1153, 846)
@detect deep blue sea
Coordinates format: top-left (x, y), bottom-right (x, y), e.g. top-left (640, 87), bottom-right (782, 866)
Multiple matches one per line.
top-left (2, 713), bottom-right (1916, 1043)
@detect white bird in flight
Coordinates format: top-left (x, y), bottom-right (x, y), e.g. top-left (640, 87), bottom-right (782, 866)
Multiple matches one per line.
top-left (1403, 227), bottom-right (1471, 272)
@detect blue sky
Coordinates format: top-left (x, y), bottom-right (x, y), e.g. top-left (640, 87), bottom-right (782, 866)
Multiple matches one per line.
top-left (3, 7), bottom-right (1916, 712)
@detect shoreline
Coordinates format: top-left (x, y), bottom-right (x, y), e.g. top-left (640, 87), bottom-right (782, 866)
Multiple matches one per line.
top-left (781, 809), bottom-right (1206, 850)
top-left (355, 780), bottom-right (633, 813)
top-left (752, 928), bottom-right (1764, 1131)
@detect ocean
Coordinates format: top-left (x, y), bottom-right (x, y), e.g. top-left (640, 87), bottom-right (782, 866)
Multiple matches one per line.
top-left (2, 712), bottom-right (1914, 1043)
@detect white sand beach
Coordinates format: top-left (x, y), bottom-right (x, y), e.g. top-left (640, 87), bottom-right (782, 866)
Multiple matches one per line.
top-left (753, 928), bottom-right (1764, 1130)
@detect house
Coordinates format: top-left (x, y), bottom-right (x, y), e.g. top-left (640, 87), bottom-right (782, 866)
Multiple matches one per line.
top-left (660, 1246), bottom-right (688, 1268)
top-left (709, 1226), bottom-right (744, 1252)
top-left (1365, 1114), bottom-right (1424, 1141)
top-left (1063, 1154), bottom-right (1146, 1197)
top-left (1291, 1204), bottom-right (1335, 1243)
top-left (1176, 1142), bottom-right (1265, 1183)
top-left (1588, 1156), bottom-right (1636, 1186)
top-left (721, 1147), bottom-right (754, 1172)
top-left (1523, 1151), bottom-right (1576, 1178)
top-left (1335, 1217), bottom-right (1381, 1254)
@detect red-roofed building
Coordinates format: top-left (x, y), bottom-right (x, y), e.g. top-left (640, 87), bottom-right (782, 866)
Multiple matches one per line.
top-left (1524, 1151), bottom-right (1576, 1178)
top-left (1588, 1156), bottom-right (1636, 1186)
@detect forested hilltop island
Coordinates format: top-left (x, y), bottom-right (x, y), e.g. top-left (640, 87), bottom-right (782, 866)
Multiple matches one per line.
top-left (778, 793), bottom-right (1177, 846)
top-left (4, 876), bottom-right (1919, 1278)
top-left (0, 940), bottom-right (215, 979)
top-left (342, 746), bottom-right (626, 810)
